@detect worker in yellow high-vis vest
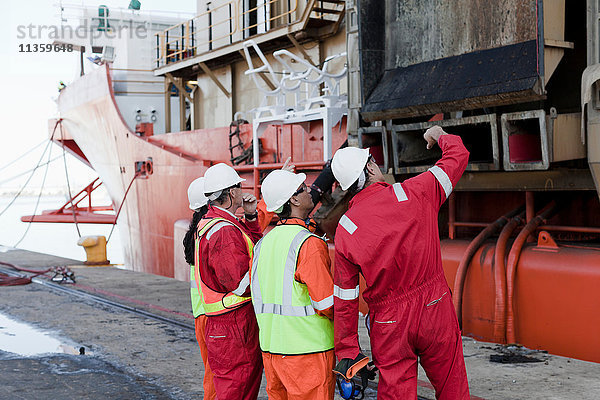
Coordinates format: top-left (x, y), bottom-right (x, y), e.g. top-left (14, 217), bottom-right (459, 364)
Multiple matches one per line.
top-left (251, 169), bottom-right (335, 399)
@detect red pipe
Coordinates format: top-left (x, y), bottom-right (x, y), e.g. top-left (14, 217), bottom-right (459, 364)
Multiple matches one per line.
top-left (526, 191), bottom-right (534, 223)
top-left (237, 160), bottom-right (326, 199)
top-left (492, 214), bottom-right (524, 344)
top-left (537, 225), bottom-right (600, 234)
top-left (452, 222), bottom-right (489, 228)
top-left (234, 160), bottom-right (325, 172)
top-left (453, 215), bottom-right (509, 327)
top-left (506, 203), bottom-right (557, 344)
top-left (451, 222), bottom-right (600, 234)
top-left (448, 193), bottom-right (456, 239)
top-left (289, 125), bottom-right (294, 161)
top-left (253, 167), bottom-right (260, 198)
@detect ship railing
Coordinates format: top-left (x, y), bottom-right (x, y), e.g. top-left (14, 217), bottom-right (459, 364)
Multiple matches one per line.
top-left (154, 0), bottom-right (240, 67)
top-left (234, 160), bottom-right (325, 198)
top-left (153, 0), bottom-right (343, 69)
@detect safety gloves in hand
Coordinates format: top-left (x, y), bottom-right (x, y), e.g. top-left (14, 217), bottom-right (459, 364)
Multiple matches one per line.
top-left (333, 353), bottom-right (370, 381)
top-left (334, 354), bottom-right (378, 400)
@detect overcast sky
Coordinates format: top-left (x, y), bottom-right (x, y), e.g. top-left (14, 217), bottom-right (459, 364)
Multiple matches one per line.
top-left (0, 0), bottom-right (196, 193)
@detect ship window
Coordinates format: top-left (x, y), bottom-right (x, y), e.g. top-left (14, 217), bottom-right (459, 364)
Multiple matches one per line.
top-left (244, 0), bottom-right (258, 38)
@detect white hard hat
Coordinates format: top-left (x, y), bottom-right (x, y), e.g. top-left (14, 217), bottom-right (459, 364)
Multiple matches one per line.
top-left (261, 170), bottom-right (307, 212)
top-left (187, 177), bottom-right (208, 210)
top-left (203, 163), bottom-right (246, 199)
top-left (331, 147), bottom-right (370, 190)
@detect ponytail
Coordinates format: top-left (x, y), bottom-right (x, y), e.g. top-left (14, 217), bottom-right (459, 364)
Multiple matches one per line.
top-left (183, 206), bottom-right (208, 265)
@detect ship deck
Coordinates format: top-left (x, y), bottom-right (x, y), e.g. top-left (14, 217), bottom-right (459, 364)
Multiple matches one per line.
top-left (0, 247), bottom-right (598, 399)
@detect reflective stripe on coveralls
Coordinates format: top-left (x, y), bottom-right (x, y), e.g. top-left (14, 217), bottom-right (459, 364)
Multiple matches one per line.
top-left (195, 217), bottom-right (253, 316)
top-left (251, 224), bottom-right (334, 354)
top-left (428, 165), bottom-right (453, 199)
top-left (334, 284), bottom-right (360, 300)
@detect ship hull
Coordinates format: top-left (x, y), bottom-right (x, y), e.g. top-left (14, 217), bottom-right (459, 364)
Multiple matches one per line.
top-left (56, 65), bottom-right (347, 278)
top-left (58, 66), bottom-right (201, 277)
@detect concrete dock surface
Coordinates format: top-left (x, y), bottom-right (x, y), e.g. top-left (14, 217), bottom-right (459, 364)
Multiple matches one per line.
top-left (0, 246), bottom-right (599, 399)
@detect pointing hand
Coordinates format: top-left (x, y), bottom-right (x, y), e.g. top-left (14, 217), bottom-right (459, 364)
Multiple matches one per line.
top-left (423, 126), bottom-right (447, 149)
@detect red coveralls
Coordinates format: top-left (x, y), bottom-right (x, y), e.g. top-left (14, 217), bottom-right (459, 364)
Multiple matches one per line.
top-left (193, 201), bottom-right (274, 400)
top-left (198, 205), bottom-right (264, 400)
top-left (334, 134), bottom-right (470, 399)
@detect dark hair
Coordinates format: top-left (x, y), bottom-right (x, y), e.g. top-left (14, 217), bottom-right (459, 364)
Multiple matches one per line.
top-left (276, 201), bottom-right (292, 219)
top-left (208, 186), bottom-right (235, 206)
top-left (183, 206), bottom-right (208, 265)
top-left (347, 171), bottom-right (367, 194)
top-left (347, 159), bottom-right (375, 194)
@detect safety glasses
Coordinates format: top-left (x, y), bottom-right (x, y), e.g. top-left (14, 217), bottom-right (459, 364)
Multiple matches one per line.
top-left (292, 183), bottom-right (308, 197)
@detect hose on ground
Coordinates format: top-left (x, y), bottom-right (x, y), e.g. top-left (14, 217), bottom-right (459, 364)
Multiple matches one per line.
top-left (0, 261), bottom-right (51, 286)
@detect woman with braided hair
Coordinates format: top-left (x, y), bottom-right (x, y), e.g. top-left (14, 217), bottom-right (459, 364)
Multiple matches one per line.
top-left (183, 177), bottom-right (216, 400)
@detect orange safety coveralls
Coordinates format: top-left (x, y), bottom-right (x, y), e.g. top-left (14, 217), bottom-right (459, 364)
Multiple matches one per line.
top-left (193, 200), bottom-right (274, 400)
top-left (261, 218), bottom-right (336, 400)
top-left (257, 199), bottom-right (275, 232)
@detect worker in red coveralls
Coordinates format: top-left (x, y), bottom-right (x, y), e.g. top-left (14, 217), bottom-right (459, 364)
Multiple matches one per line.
top-left (195, 162), bottom-right (263, 400)
top-left (183, 177), bottom-right (217, 400)
top-left (331, 126), bottom-right (471, 399)
top-left (186, 160), bottom-right (296, 399)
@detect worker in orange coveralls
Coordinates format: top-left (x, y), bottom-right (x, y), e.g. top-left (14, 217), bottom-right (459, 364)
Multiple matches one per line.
top-left (331, 126), bottom-right (471, 399)
top-left (250, 169), bottom-right (335, 400)
top-left (194, 162), bottom-right (264, 400)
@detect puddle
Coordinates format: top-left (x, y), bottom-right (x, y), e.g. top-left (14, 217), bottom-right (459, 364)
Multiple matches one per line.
top-left (0, 312), bottom-right (86, 357)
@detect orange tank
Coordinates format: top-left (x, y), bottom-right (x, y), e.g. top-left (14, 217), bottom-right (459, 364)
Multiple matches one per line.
top-left (442, 237), bottom-right (600, 363)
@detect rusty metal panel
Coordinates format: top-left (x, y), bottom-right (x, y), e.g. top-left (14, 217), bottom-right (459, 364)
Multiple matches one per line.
top-left (358, 0), bottom-right (544, 120)
top-left (386, 0), bottom-right (538, 70)
top-left (362, 40), bottom-right (543, 120)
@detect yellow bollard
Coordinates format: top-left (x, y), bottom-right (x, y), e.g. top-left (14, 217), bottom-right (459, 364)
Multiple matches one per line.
top-left (77, 235), bottom-right (110, 265)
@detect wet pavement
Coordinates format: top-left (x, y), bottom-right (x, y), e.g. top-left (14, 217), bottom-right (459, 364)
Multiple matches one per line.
top-left (0, 312), bottom-right (174, 399)
top-left (0, 350), bottom-right (176, 400)
top-left (1, 247), bottom-right (600, 399)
